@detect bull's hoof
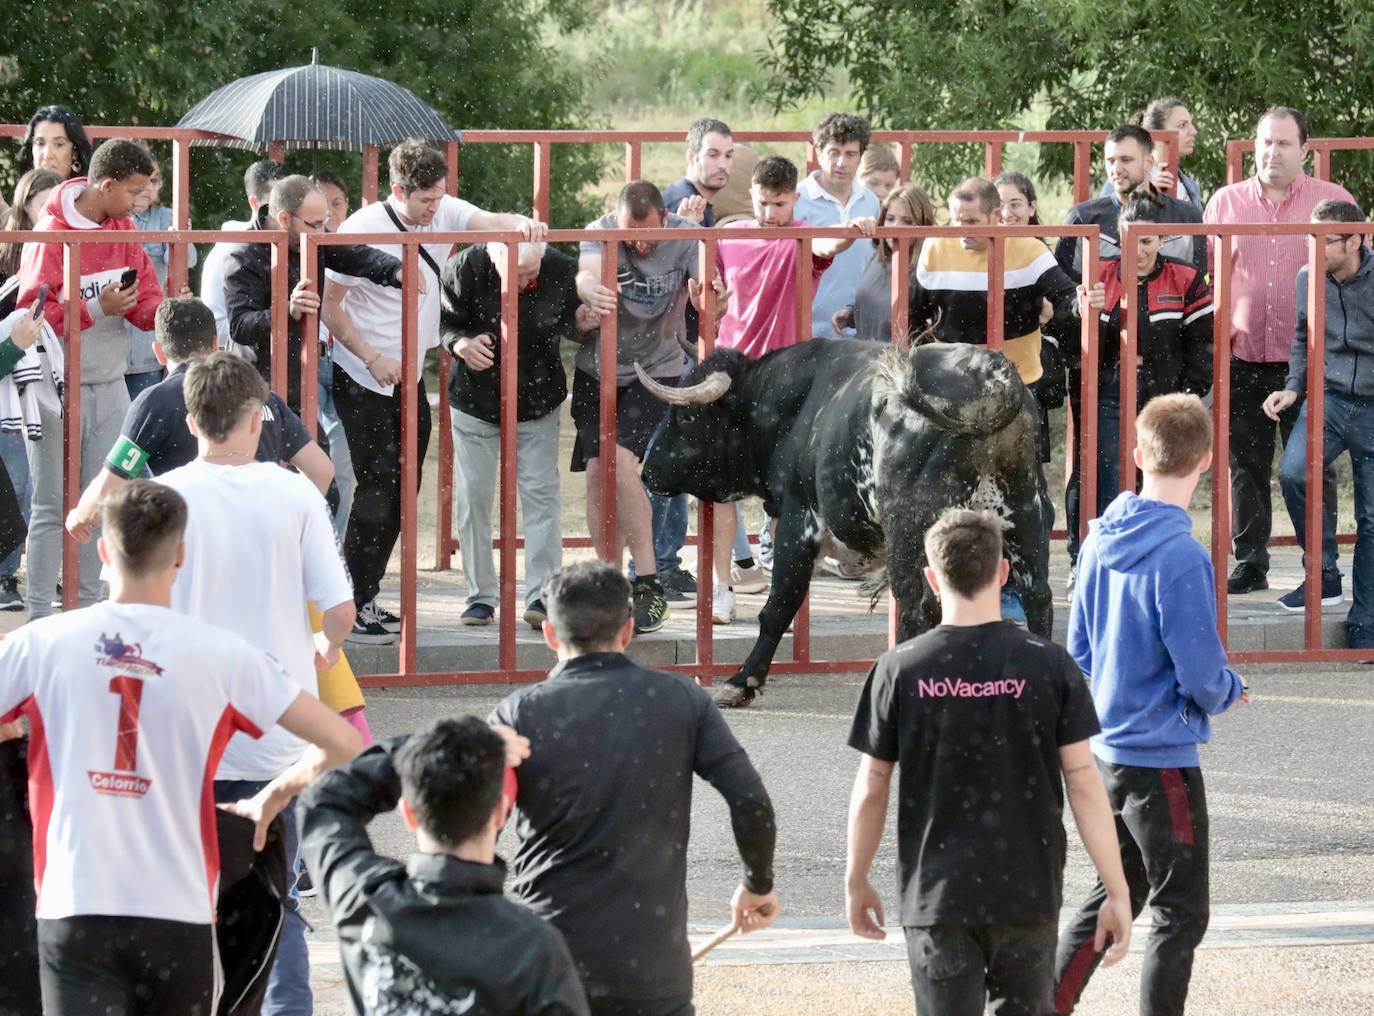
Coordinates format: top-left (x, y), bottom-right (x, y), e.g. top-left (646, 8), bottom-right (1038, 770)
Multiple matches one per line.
top-left (715, 683), bottom-right (757, 709)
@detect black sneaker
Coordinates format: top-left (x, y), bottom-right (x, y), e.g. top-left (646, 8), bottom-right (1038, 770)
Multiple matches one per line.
top-left (347, 603), bottom-right (397, 645)
top-left (1349, 622), bottom-right (1374, 653)
top-left (0, 576), bottom-right (21, 611)
top-left (366, 601), bottom-right (402, 634)
top-left (295, 869), bottom-right (317, 898)
top-left (523, 599), bottom-right (547, 631)
top-left (661, 567), bottom-right (697, 606)
top-left (1227, 564), bottom-right (1269, 594)
top-left (1277, 573), bottom-right (1343, 612)
top-left (461, 603), bottom-right (495, 626)
top-left (633, 576), bottom-right (670, 634)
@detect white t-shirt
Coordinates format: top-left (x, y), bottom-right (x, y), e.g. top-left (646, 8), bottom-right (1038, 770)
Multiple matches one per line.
top-left (199, 219), bottom-right (251, 345)
top-left (159, 460), bottom-right (354, 780)
top-left (0, 601), bottom-right (297, 923)
top-left (329, 194), bottom-right (479, 396)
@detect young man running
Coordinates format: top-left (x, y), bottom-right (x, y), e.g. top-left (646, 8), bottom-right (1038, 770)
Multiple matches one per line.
top-left (0, 481), bottom-right (359, 1015)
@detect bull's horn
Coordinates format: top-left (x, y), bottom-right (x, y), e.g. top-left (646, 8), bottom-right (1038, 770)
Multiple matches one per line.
top-left (633, 362), bottom-right (732, 405)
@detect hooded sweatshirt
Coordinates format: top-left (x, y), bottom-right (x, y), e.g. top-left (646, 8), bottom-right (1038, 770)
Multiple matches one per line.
top-left (1069, 491), bottom-right (1245, 768)
top-left (16, 178), bottom-right (162, 385)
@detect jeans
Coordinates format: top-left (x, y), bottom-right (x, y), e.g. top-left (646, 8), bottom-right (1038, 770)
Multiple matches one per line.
top-left (23, 404), bottom-right (62, 620)
top-left (333, 371), bottom-right (432, 609)
top-left (651, 494), bottom-right (690, 574)
top-left (1065, 369), bottom-right (1122, 564)
top-left (452, 408), bottom-right (562, 608)
top-left (904, 921), bottom-right (1058, 1016)
top-left (1279, 392), bottom-right (1374, 628)
top-left (1230, 358), bottom-right (1336, 572)
top-left (318, 353), bottom-right (355, 541)
top-left (214, 780), bottom-right (311, 1016)
top-left (732, 503), bottom-right (753, 562)
top-left (0, 430), bottom-right (31, 577)
top-left (1056, 762), bottom-right (1209, 1016)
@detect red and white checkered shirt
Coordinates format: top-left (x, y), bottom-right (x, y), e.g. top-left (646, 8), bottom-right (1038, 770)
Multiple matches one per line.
top-left (1203, 172), bottom-right (1355, 364)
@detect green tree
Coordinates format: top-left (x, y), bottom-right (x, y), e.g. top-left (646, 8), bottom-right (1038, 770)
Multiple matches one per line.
top-left (762, 0), bottom-right (1374, 205)
top-left (0, 0), bottom-right (603, 236)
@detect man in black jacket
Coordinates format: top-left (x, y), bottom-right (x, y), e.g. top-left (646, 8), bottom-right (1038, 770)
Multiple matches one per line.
top-left (1054, 125), bottom-right (1207, 282)
top-left (300, 716), bottom-right (590, 1016)
top-left (490, 561), bottom-right (780, 1016)
top-left (441, 241), bottom-right (596, 630)
top-left (224, 175), bottom-right (403, 413)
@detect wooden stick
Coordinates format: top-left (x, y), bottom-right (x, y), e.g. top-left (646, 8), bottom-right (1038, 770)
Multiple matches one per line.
top-left (691, 924), bottom-right (738, 963)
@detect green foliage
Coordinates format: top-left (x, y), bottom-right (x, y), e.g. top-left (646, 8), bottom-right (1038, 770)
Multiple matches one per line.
top-left (0, 0), bottom-right (604, 232)
top-left (762, 0), bottom-right (1374, 206)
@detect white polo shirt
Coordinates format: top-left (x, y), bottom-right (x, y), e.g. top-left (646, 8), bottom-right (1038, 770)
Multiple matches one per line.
top-left (330, 194), bottom-right (479, 396)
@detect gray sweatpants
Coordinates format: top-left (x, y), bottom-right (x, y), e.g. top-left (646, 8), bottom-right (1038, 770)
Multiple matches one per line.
top-left (26, 380), bottom-right (128, 618)
top-left (452, 408), bottom-right (561, 609)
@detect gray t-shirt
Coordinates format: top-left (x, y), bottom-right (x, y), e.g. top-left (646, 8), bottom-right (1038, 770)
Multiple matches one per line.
top-left (577, 212), bottom-right (700, 382)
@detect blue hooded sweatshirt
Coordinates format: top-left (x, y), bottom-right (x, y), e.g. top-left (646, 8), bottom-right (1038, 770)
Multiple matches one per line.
top-left (1069, 492), bottom-right (1245, 768)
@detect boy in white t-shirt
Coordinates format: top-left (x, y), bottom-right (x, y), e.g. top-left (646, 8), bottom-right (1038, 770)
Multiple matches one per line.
top-left (0, 480), bottom-right (360, 1015)
top-left (156, 351), bottom-right (357, 1015)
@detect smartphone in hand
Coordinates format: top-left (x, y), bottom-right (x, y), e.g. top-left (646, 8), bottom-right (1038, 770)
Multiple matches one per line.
top-left (31, 284), bottom-right (48, 317)
top-left (119, 268), bottom-right (138, 291)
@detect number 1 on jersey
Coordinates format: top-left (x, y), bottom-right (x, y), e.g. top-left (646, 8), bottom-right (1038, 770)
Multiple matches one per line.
top-left (108, 676), bottom-right (144, 771)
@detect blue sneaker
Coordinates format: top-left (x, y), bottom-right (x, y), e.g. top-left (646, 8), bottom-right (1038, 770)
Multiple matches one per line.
top-left (1001, 587), bottom-right (1027, 626)
top-left (1276, 573), bottom-right (1343, 612)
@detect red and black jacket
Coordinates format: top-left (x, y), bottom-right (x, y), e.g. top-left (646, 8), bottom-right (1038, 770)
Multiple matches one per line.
top-left (1073, 255), bottom-right (1213, 401)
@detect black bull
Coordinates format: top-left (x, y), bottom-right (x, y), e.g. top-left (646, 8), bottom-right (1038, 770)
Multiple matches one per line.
top-left (639, 338), bottom-right (1052, 708)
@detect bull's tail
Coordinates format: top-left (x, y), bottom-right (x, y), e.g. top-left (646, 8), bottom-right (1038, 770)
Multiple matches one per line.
top-left (860, 567), bottom-right (890, 612)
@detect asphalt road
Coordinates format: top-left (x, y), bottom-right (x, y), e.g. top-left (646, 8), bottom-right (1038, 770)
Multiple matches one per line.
top-left (301, 661), bottom-right (1374, 1013)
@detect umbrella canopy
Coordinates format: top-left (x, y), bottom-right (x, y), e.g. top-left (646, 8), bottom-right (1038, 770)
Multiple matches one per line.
top-left (177, 50), bottom-right (459, 152)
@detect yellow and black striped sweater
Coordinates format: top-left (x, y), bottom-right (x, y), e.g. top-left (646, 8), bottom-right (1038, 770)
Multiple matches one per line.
top-left (910, 236), bottom-right (1077, 384)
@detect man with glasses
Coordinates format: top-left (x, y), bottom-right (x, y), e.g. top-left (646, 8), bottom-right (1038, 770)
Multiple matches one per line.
top-left (1205, 107), bottom-right (1356, 597)
top-left (1269, 201), bottom-right (1374, 648)
top-left (224, 174), bottom-right (405, 416)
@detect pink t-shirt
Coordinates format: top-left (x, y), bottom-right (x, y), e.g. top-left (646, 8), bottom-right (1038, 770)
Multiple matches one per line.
top-left (1203, 173), bottom-right (1355, 364)
top-left (715, 219), bottom-right (834, 359)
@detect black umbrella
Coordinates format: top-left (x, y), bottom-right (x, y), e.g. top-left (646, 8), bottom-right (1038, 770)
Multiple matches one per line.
top-left (177, 49), bottom-right (459, 152)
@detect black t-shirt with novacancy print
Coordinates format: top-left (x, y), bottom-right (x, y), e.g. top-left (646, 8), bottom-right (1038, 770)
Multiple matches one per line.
top-left (848, 621), bottom-right (1101, 926)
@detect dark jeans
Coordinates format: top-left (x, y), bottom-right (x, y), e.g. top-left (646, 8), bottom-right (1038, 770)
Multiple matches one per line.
top-left (905, 921), bottom-right (1058, 1016)
top-left (0, 738), bottom-right (39, 1016)
top-left (38, 914), bottom-right (215, 1016)
top-left (1230, 358), bottom-right (1336, 572)
top-left (1279, 391), bottom-right (1374, 627)
top-left (215, 780), bottom-right (310, 1016)
top-left (333, 370), bottom-right (432, 608)
top-left (1055, 761), bottom-right (1210, 1016)
top-left (1065, 369), bottom-right (1122, 564)
top-left (589, 997), bottom-right (693, 1016)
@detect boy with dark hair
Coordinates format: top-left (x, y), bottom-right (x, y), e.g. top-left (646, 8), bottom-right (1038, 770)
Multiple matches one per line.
top-left (797, 112), bottom-right (880, 337)
top-left (0, 479), bottom-right (360, 1016)
top-left (16, 137), bottom-right (165, 615)
top-left (846, 508), bottom-right (1132, 1016)
top-left (65, 296), bottom-right (332, 539)
top-left (1054, 393), bottom-right (1247, 1016)
top-left (491, 560), bottom-right (779, 1016)
top-left (708, 155), bottom-right (874, 623)
top-left (1270, 200), bottom-right (1374, 645)
top-left (300, 716), bottom-right (590, 1015)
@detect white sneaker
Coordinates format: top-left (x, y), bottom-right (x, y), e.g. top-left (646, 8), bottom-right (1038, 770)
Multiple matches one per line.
top-left (730, 564), bottom-right (769, 594)
top-left (712, 583), bottom-right (737, 625)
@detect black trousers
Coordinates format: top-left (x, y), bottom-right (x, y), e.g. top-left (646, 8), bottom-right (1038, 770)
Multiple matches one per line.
top-left (1230, 358), bottom-right (1336, 572)
top-left (1054, 761), bottom-right (1210, 1016)
top-left (0, 738), bottom-right (39, 1016)
top-left (905, 921), bottom-right (1058, 1016)
top-left (38, 914), bottom-right (216, 1015)
top-left (332, 370), bottom-right (432, 609)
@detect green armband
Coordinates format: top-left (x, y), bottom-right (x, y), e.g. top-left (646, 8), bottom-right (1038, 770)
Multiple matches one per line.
top-left (106, 436), bottom-right (149, 477)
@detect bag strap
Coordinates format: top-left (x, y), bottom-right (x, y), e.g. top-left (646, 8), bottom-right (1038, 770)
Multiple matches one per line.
top-left (381, 202), bottom-right (443, 280)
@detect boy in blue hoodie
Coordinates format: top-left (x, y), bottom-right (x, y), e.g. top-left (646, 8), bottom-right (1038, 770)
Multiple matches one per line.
top-left (1053, 393), bottom-right (1247, 1016)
